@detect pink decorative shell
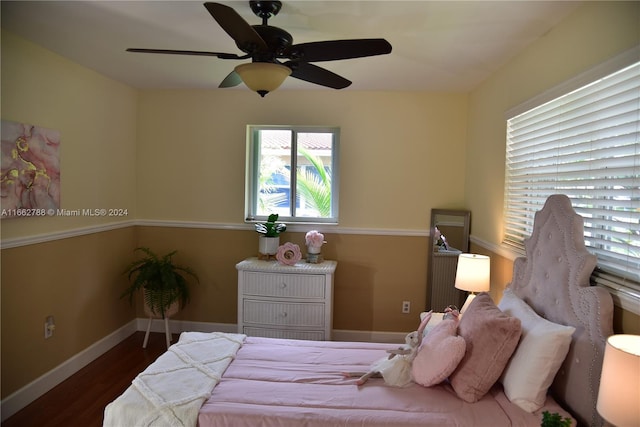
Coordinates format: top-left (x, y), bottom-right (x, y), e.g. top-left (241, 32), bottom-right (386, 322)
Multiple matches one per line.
top-left (276, 242), bottom-right (302, 265)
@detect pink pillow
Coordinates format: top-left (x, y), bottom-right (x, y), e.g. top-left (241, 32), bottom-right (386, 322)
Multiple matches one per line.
top-left (449, 293), bottom-right (522, 403)
top-left (412, 319), bottom-right (466, 387)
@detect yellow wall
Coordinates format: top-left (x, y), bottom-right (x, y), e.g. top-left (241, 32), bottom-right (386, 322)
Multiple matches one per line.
top-left (1, 228), bottom-right (136, 396)
top-left (1, 31), bottom-right (138, 398)
top-left (135, 89), bottom-right (468, 228)
top-left (135, 228), bottom-right (430, 332)
top-left (132, 86), bottom-right (469, 331)
top-left (0, 31), bottom-right (138, 240)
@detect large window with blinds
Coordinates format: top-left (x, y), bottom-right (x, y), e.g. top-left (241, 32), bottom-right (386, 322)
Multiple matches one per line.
top-left (503, 58), bottom-right (639, 310)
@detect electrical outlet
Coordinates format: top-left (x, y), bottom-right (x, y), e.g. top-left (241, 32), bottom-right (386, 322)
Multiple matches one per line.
top-left (44, 315), bottom-right (55, 339)
top-left (402, 301), bottom-right (410, 314)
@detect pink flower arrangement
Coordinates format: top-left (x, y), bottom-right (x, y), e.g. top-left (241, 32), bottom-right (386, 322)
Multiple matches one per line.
top-left (305, 230), bottom-right (326, 248)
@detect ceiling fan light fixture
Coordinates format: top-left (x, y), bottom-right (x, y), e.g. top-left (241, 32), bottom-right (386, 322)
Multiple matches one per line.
top-left (127, 2), bottom-right (392, 93)
top-left (235, 62), bottom-right (291, 97)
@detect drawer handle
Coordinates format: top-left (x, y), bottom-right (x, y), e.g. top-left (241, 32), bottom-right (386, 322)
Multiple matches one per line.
top-left (280, 282), bottom-right (287, 289)
top-left (280, 312), bottom-right (288, 318)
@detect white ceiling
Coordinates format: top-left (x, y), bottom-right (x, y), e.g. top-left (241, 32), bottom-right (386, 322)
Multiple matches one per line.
top-left (1, 1), bottom-right (582, 92)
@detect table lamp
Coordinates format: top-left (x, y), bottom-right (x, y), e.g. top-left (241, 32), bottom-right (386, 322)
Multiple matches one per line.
top-left (597, 334), bottom-right (640, 426)
top-left (454, 253), bottom-right (490, 314)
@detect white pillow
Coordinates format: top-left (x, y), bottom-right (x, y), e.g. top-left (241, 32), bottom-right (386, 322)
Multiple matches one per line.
top-left (498, 288), bottom-right (575, 412)
top-left (420, 311), bottom-right (444, 336)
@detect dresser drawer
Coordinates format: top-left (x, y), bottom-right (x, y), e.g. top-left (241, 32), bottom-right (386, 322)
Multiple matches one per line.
top-left (243, 272), bottom-right (325, 299)
top-left (243, 299), bottom-right (325, 327)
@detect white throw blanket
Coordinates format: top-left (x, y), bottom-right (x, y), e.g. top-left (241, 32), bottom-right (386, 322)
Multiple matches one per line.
top-left (103, 332), bottom-right (246, 427)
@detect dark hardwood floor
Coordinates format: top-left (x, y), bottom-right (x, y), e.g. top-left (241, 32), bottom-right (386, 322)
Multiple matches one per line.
top-left (2, 332), bottom-right (177, 427)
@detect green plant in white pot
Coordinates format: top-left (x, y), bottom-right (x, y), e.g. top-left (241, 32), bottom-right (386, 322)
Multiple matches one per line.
top-left (255, 213), bottom-right (286, 256)
top-left (121, 247), bottom-right (199, 319)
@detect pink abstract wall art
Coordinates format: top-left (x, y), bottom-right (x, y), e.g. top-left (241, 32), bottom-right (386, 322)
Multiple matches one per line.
top-left (1, 120), bottom-right (60, 218)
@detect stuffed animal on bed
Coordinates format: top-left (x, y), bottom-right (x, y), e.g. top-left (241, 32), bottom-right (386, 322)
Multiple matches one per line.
top-left (442, 305), bottom-right (460, 320)
top-left (342, 311), bottom-right (433, 387)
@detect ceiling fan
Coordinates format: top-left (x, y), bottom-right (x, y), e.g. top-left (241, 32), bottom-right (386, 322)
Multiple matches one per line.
top-left (127, 1), bottom-right (392, 97)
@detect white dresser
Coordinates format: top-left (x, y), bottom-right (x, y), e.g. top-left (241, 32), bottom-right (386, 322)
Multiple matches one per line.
top-left (236, 257), bottom-right (337, 341)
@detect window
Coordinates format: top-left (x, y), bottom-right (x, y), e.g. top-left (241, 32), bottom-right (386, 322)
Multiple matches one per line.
top-left (245, 125), bottom-right (339, 223)
top-left (503, 57), bottom-right (639, 309)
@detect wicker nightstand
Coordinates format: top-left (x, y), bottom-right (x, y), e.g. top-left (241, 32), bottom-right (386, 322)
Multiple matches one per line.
top-left (236, 257), bottom-right (337, 340)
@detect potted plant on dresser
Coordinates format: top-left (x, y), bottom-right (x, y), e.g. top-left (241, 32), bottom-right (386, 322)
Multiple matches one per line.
top-left (121, 247), bottom-right (199, 348)
top-left (255, 213), bottom-right (286, 258)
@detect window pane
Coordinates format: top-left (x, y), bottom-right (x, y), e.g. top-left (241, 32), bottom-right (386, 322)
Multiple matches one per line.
top-left (256, 129), bottom-right (291, 218)
top-left (296, 132), bottom-right (333, 218)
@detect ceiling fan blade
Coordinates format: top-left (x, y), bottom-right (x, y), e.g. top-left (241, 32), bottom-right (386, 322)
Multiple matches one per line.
top-left (204, 2), bottom-right (267, 53)
top-left (284, 62), bottom-right (351, 89)
top-left (126, 48), bottom-right (247, 59)
top-left (286, 39), bottom-right (392, 62)
top-left (218, 70), bottom-right (243, 88)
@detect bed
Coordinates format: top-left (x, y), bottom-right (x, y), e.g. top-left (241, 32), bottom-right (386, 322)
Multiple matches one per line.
top-left (104, 194), bottom-right (614, 427)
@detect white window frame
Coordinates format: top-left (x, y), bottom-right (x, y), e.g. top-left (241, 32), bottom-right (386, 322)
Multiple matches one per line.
top-left (503, 46), bottom-right (640, 314)
top-left (245, 125), bottom-right (340, 224)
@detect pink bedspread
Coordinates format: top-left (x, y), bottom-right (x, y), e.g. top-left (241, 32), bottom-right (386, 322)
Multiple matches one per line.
top-left (198, 337), bottom-right (571, 427)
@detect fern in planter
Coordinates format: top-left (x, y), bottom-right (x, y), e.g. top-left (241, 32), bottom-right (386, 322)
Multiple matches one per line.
top-left (541, 411), bottom-right (572, 427)
top-left (121, 247), bottom-right (199, 319)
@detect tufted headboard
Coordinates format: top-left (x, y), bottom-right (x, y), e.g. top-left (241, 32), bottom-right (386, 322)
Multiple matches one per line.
top-left (507, 194), bottom-right (614, 427)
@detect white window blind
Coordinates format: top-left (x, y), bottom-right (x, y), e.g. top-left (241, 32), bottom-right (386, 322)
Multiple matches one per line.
top-left (504, 61), bottom-right (640, 291)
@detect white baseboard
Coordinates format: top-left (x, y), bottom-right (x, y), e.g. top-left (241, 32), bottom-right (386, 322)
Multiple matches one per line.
top-left (138, 319), bottom-right (406, 343)
top-left (1, 320), bottom-right (137, 421)
top-left (136, 318), bottom-right (238, 335)
top-left (1, 319), bottom-right (405, 421)
top-left (137, 319), bottom-right (406, 343)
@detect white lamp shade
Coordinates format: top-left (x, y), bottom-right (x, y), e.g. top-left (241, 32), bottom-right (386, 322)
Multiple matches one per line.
top-left (454, 253), bottom-right (490, 293)
top-left (235, 62), bottom-right (291, 96)
top-left (597, 334), bottom-right (640, 427)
